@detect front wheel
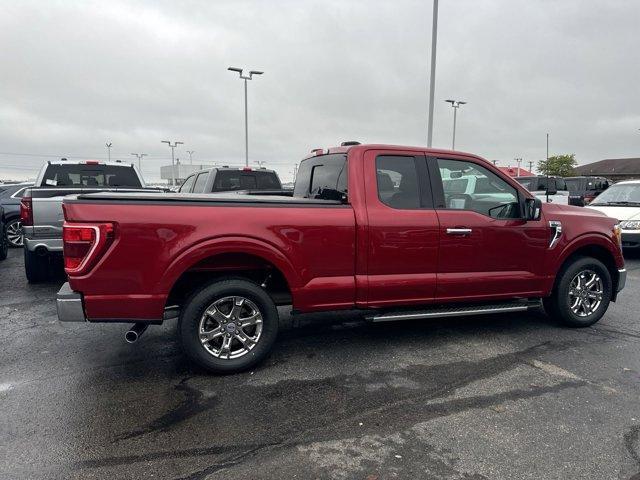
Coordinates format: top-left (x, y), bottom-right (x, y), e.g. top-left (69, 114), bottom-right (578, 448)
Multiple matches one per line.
top-left (544, 256), bottom-right (612, 328)
top-left (179, 278), bottom-right (279, 374)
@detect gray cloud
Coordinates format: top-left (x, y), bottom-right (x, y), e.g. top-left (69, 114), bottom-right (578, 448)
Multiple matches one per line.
top-left (1, 0), bottom-right (638, 182)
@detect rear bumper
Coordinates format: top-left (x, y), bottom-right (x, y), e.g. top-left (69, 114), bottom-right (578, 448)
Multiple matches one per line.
top-left (24, 237), bottom-right (62, 253)
top-left (56, 282), bottom-right (87, 322)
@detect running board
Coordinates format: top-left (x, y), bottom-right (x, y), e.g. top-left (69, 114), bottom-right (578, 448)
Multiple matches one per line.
top-left (366, 300), bottom-right (541, 323)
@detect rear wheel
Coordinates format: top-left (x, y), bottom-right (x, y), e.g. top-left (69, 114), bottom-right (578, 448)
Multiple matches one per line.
top-left (179, 278), bottom-right (279, 374)
top-left (544, 256), bottom-right (612, 327)
top-left (24, 248), bottom-right (49, 283)
top-left (5, 218), bottom-right (24, 248)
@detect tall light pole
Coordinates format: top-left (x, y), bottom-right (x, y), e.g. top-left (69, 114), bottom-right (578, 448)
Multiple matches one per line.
top-left (546, 133), bottom-right (550, 202)
top-left (161, 140), bottom-right (183, 186)
top-left (515, 157), bottom-right (522, 176)
top-left (445, 99), bottom-right (466, 150)
top-left (427, 0), bottom-right (439, 147)
top-left (105, 142), bottom-right (112, 162)
top-left (130, 153), bottom-right (147, 171)
top-left (528, 160), bottom-right (534, 173)
top-left (228, 67), bottom-right (263, 167)
top-left (187, 150), bottom-right (195, 164)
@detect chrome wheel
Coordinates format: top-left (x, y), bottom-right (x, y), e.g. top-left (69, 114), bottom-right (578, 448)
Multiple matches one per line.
top-left (6, 220), bottom-right (23, 247)
top-left (568, 269), bottom-right (603, 317)
top-left (198, 296), bottom-right (263, 359)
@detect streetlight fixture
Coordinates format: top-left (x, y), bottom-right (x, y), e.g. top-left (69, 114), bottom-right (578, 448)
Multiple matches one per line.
top-left (187, 150), bottom-right (195, 164)
top-left (161, 140), bottom-right (183, 186)
top-left (105, 142), bottom-right (113, 162)
top-left (445, 99), bottom-right (466, 150)
top-left (426, 0), bottom-right (439, 148)
top-left (130, 153), bottom-right (147, 171)
top-left (228, 66), bottom-right (264, 166)
top-left (253, 160), bottom-right (267, 168)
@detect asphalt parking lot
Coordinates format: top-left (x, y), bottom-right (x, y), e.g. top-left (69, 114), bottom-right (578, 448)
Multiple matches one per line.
top-left (1, 248), bottom-right (640, 480)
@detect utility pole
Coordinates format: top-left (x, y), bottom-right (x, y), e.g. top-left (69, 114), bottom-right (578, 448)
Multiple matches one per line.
top-left (426, 0), bottom-right (439, 147)
top-left (228, 67), bottom-right (264, 166)
top-left (105, 142), bottom-right (112, 162)
top-left (445, 99), bottom-right (466, 150)
top-left (528, 160), bottom-right (534, 173)
top-left (130, 153), bottom-right (147, 171)
top-left (187, 150), bottom-right (195, 164)
top-left (161, 140), bottom-right (183, 186)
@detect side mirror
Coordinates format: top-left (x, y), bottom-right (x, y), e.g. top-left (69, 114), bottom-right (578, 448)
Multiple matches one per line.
top-left (524, 197), bottom-right (542, 221)
top-left (545, 181), bottom-right (558, 196)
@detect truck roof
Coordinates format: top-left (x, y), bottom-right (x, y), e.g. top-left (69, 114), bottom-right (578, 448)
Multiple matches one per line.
top-left (47, 159), bottom-right (135, 167)
top-left (304, 143), bottom-right (485, 161)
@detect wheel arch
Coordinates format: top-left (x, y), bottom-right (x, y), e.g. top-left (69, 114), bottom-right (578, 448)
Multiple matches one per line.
top-left (160, 236), bottom-right (299, 309)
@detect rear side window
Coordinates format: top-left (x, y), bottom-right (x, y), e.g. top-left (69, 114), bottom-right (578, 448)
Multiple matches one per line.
top-left (193, 173), bottom-right (208, 193)
top-left (376, 156), bottom-right (421, 209)
top-left (180, 175), bottom-right (196, 193)
top-left (294, 154), bottom-right (347, 199)
top-left (41, 164), bottom-right (141, 188)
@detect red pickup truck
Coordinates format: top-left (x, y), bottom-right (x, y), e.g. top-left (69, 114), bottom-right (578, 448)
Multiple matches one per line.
top-left (57, 143), bottom-right (626, 373)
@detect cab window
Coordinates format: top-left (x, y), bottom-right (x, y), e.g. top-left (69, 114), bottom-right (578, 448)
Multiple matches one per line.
top-left (437, 159), bottom-right (520, 219)
top-left (375, 156), bottom-right (421, 209)
top-left (180, 175), bottom-right (196, 193)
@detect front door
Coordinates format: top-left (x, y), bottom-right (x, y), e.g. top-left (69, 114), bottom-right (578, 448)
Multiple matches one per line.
top-left (363, 149), bottom-right (440, 308)
top-left (430, 156), bottom-right (549, 301)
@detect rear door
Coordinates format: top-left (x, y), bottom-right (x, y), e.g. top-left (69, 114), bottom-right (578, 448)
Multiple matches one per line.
top-left (363, 149), bottom-right (439, 308)
top-left (430, 156), bottom-right (548, 301)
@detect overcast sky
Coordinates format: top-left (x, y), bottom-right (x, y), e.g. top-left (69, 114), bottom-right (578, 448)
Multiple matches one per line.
top-left (1, 0), bottom-right (638, 182)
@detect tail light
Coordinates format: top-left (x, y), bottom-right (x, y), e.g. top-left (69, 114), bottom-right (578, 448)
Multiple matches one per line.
top-left (20, 194), bottom-right (33, 226)
top-left (63, 223), bottom-right (115, 275)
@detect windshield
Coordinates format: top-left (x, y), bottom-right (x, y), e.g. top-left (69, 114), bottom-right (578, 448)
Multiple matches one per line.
top-left (591, 184), bottom-right (640, 205)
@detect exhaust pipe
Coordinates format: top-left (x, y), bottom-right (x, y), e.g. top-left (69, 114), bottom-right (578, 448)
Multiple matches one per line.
top-left (125, 323), bottom-right (148, 344)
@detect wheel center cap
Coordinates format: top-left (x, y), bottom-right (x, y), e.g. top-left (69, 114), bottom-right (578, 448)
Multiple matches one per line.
top-left (225, 323), bottom-right (236, 333)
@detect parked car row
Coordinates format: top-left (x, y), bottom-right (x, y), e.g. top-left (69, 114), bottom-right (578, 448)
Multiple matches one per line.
top-left (53, 143), bottom-right (626, 374)
top-left (0, 181), bottom-right (32, 247)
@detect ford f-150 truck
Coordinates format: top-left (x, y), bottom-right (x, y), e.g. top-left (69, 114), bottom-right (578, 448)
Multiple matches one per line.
top-left (56, 143), bottom-right (626, 374)
top-left (21, 159), bottom-right (160, 283)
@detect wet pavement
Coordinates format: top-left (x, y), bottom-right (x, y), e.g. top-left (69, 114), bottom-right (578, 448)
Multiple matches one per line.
top-left (1, 247), bottom-right (640, 479)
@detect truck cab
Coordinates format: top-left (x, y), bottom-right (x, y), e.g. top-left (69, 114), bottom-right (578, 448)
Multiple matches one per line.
top-left (178, 166), bottom-right (282, 194)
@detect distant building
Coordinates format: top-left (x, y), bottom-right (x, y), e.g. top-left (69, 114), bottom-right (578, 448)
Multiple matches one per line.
top-left (160, 164), bottom-right (210, 185)
top-left (574, 158), bottom-right (640, 182)
top-left (498, 166), bottom-right (535, 177)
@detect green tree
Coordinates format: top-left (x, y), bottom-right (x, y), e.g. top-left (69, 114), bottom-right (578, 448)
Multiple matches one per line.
top-left (537, 154), bottom-right (577, 177)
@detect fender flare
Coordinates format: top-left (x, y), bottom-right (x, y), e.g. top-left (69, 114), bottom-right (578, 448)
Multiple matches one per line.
top-left (157, 235), bottom-right (301, 295)
top-left (552, 232), bottom-right (619, 274)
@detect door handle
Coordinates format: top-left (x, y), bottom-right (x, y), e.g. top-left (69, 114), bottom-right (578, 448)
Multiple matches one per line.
top-left (446, 228), bottom-right (472, 236)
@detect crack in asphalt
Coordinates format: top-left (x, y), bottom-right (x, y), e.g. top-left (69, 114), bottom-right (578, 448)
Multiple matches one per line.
top-left (115, 377), bottom-right (219, 441)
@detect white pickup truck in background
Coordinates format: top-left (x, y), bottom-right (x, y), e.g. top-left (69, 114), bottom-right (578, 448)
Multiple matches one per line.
top-left (20, 159), bottom-right (162, 282)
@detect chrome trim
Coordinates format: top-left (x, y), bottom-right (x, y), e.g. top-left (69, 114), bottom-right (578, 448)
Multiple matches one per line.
top-left (446, 228), bottom-right (472, 236)
top-left (56, 283), bottom-right (86, 322)
top-left (369, 304), bottom-right (535, 323)
top-left (549, 220), bottom-right (562, 248)
top-left (617, 268), bottom-right (627, 293)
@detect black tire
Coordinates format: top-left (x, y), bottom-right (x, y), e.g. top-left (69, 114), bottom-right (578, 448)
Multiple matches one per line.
top-left (543, 256), bottom-right (612, 328)
top-left (179, 278), bottom-right (279, 374)
top-left (5, 218), bottom-right (24, 248)
top-left (24, 248), bottom-right (49, 283)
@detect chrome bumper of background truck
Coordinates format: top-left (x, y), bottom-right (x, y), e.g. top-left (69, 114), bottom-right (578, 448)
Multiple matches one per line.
top-left (56, 282), bottom-right (86, 322)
